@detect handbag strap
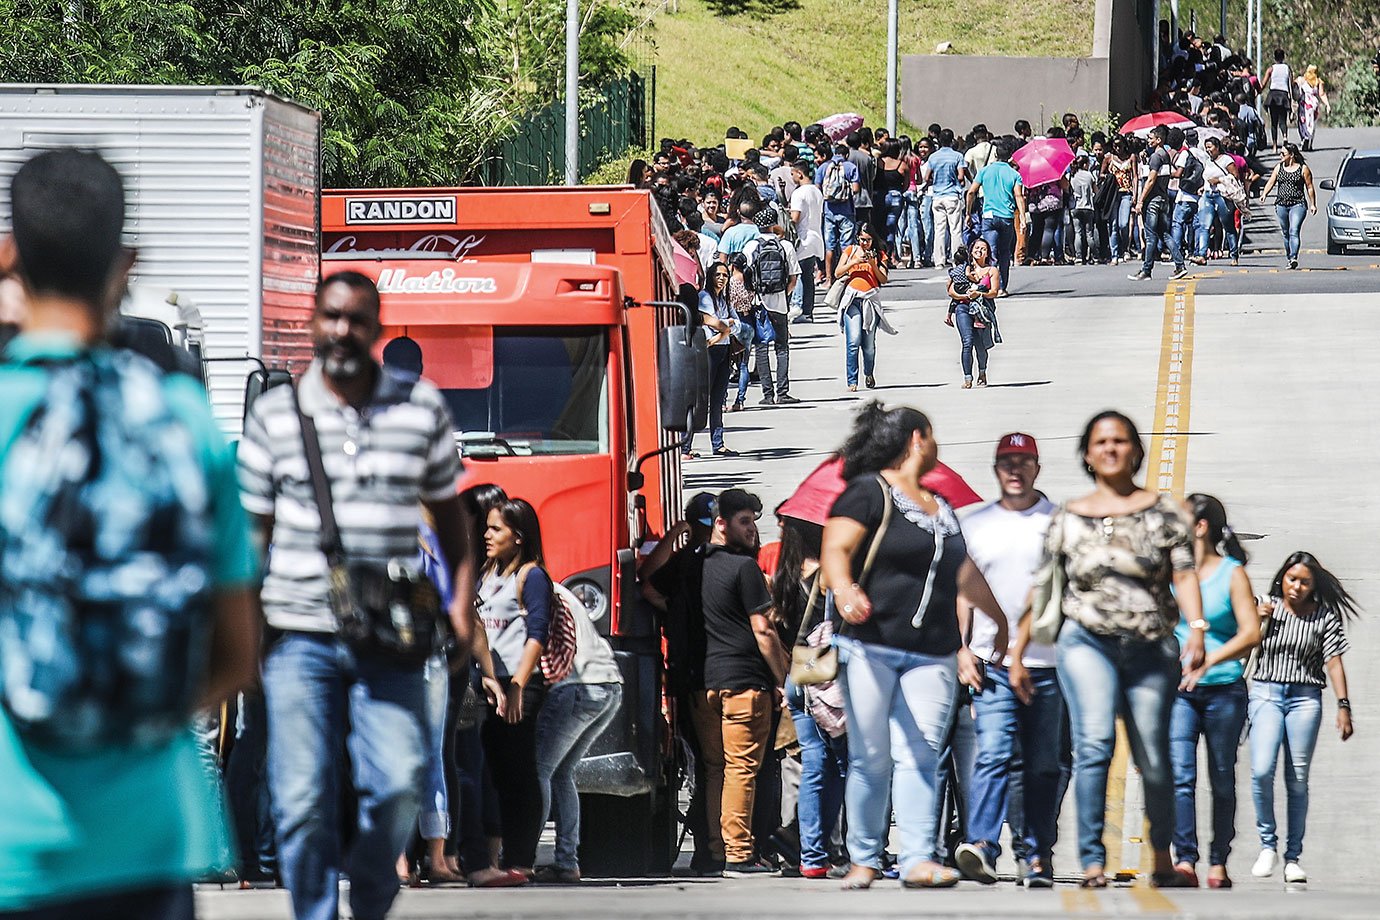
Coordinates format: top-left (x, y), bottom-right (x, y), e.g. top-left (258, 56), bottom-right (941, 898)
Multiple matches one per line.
top-left (790, 573), bottom-right (823, 648)
top-left (859, 474), bottom-right (893, 582)
top-left (292, 387), bottom-right (345, 567)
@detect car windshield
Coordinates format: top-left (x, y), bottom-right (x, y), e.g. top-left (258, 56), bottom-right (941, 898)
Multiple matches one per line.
top-left (1340, 157), bottom-right (1380, 187)
top-left (437, 327), bottom-right (609, 457)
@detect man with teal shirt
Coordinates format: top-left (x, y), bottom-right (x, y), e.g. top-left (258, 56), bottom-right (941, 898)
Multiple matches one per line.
top-left (1170, 494), bottom-right (1260, 888)
top-left (0, 149), bottom-right (260, 918)
top-left (966, 142), bottom-right (1027, 296)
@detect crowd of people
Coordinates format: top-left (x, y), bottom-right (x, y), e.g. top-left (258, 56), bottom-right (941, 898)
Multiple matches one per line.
top-left (645, 404), bottom-right (1357, 890)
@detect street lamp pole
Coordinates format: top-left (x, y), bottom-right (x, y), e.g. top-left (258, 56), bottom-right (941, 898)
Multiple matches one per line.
top-left (564, 0), bottom-right (580, 186)
top-left (886, 0), bottom-right (898, 134)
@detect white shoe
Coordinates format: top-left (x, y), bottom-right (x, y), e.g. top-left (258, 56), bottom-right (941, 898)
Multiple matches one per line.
top-left (1284, 861), bottom-right (1307, 883)
top-left (1252, 849), bottom-right (1279, 878)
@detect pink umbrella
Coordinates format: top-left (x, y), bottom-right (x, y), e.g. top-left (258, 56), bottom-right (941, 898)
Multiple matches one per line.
top-left (670, 239), bottom-right (699, 287)
top-left (1012, 138), bottom-right (1075, 188)
top-left (777, 456), bottom-right (983, 527)
top-left (819, 112), bottom-right (864, 142)
top-left (1120, 111), bottom-right (1194, 136)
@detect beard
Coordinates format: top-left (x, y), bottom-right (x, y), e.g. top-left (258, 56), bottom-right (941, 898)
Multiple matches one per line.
top-left (316, 339), bottom-right (371, 381)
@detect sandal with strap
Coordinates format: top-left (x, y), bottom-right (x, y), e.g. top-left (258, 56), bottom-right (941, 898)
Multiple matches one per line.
top-left (1079, 872), bottom-right (1108, 889)
top-left (902, 866), bottom-right (960, 889)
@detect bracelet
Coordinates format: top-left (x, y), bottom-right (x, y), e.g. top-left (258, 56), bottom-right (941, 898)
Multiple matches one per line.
top-left (1338, 698), bottom-right (1351, 711)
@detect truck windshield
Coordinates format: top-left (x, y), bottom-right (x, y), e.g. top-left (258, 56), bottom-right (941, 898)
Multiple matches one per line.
top-left (441, 327), bottom-right (609, 457)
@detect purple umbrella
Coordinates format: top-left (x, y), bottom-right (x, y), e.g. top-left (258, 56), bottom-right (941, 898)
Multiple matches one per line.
top-left (819, 112), bottom-right (864, 142)
top-left (1012, 137), bottom-right (1075, 188)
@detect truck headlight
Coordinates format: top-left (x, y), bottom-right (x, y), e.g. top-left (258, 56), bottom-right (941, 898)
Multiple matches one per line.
top-left (566, 579), bottom-right (609, 621)
top-left (1331, 202), bottom-right (1358, 218)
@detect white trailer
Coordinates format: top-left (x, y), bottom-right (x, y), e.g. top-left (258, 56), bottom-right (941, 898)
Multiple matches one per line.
top-left (0, 84), bottom-right (321, 433)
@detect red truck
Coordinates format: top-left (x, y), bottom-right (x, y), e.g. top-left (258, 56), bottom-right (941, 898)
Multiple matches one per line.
top-left (322, 187), bottom-right (703, 875)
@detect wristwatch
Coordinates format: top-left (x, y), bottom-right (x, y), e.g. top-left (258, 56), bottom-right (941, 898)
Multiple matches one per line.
top-left (1338, 698), bottom-right (1352, 711)
top-left (1188, 618), bottom-right (1208, 630)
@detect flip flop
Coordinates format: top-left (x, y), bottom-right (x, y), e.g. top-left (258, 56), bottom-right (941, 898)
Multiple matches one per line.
top-left (901, 866), bottom-right (960, 889)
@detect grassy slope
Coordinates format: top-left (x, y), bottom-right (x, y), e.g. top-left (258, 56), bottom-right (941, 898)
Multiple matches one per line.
top-left (652, 0), bottom-right (1096, 145)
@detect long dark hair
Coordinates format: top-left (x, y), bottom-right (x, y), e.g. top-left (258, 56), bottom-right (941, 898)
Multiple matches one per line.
top-left (1077, 410), bottom-right (1145, 479)
top-left (627, 158), bottom-right (649, 187)
top-left (1269, 551), bottom-right (1360, 621)
top-left (838, 400), bottom-right (931, 479)
top-left (488, 497), bottom-right (546, 573)
top-left (461, 483), bottom-right (508, 571)
top-left (1186, 493), bottom-right (1248, 564)
top-left (772, 517), bottom-right (823, 637)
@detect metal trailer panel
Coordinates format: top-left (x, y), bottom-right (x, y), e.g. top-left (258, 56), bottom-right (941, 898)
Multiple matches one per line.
top-left (0, 86), bottom-right (320, 434)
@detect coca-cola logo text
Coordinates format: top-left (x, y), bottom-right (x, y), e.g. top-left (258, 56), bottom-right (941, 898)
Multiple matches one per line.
top-left (324, 233), bottom-right (488, 260)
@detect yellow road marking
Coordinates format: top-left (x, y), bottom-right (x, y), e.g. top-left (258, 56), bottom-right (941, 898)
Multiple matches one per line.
top-left (1061, 889), bottom-right (1101, 912)
top-left (1129, 882), bottom-right (1179, 913)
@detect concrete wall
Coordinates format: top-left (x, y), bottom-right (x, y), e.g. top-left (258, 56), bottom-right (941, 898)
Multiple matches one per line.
top-left (901, 56), bottom-right (1110, 134)
top-left (900, 0), bottom-right (1155, 135)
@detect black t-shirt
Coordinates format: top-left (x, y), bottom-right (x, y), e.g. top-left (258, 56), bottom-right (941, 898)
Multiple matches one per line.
top-left (650, 545), bottom-right (707, 694)
top-left (1145, 147), bottom-right (1173, 202)
top-left (698, 544), bottom-right (774, 691)
top-left (829, 475), bottom-right (964, 656)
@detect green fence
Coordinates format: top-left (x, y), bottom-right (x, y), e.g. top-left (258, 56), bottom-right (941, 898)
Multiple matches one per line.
top-left (482, 73), bottom-right (649, 186)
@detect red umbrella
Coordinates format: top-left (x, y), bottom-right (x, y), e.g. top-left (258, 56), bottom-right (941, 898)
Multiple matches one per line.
top-left (1012, 138), bottom-right (1075, 188)
top-left (777, 456), bottom-right (982, 527)
top-left (1119, 111), bottom-right (1194, 136)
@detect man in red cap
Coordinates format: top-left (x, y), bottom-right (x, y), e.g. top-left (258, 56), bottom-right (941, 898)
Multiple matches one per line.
top-left (954, 433), bottom-right (1069, 888)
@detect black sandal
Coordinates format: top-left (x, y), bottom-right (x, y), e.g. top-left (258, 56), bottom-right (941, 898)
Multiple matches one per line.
top-left (713, 447), bottom-right (739, 457)
top-left (1079, 872), bottom-right (1108, 888)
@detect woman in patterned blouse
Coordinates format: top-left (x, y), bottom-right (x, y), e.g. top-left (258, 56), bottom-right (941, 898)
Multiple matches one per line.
top-left (1035, 411), bottom-right (1206, 889)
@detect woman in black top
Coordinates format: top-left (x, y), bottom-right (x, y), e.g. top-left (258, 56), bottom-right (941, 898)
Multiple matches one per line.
top-left (820, 402), bottom-right (1006, 890)
top-left (875, 141), bottom-right (910, 263)
top-left (1248, 551), bottom-right (1356, 884)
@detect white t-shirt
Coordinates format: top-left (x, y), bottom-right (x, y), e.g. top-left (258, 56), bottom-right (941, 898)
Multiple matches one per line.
top-left (961, 495), bottom-right (1057, 668)
top-left (789, 183), bottom-right (825, 261)
top-left (742, 236), bottom-right (800, 315)
top-left (696, 231), bottom-right (720, 269)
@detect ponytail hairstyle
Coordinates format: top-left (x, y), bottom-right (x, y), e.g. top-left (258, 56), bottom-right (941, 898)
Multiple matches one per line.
top-left (837, 400), bottom-right (932, 480)
top-left (1268, 551), bottom-right (1360, 622)
top-left (1186, 493), bottom-right (1248, 564)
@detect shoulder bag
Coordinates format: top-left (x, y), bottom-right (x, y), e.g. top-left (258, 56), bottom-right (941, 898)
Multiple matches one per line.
top-left (295, 389), bottom-right (445, 668)
top-left (1028, 505), bottom-right (1067, 646)
top-left (789, 475), bottom-right (892, 686)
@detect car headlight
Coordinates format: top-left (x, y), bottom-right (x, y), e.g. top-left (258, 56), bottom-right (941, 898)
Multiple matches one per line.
top-left (566, 579), bottom-right (609, 621)
top-left (1331, 202), bottom-right (1359, 218)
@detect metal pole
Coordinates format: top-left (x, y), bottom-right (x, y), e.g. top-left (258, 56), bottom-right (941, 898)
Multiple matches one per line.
top-left (1220, 0), bottom-right (1227, 39)
top-left (1255, 0), bottom-right (1262, 80)
top-left (886, 0), bottom-right (898, 134)
top-left (564, 0), bottom-right (579, 185)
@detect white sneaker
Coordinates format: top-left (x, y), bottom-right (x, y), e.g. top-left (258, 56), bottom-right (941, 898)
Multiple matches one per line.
top-left (1252, 849), bottom-right (1279, 877)
top-left (1284, 860), bottom-right (1307, 883)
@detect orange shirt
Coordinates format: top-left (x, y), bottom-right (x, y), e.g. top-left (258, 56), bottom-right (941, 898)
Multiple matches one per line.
top-left (843, 246), bottom-right (879, 292)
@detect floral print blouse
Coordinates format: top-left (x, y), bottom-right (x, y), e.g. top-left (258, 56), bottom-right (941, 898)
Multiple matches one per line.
top-left (1041, 494), bottom-right (1194, 641)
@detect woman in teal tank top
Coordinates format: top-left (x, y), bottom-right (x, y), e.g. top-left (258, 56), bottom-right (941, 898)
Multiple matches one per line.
top-left (1169, 495), bottom-right (1261, 888)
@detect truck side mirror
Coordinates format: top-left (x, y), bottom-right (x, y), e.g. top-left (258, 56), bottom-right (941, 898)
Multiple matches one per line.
top-left (243, 368), bottom-right (293, 421)
top-left (656, 323), bottom-right (709, 433)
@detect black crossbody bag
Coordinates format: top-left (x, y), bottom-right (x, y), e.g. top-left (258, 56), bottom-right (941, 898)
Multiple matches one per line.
top-left (293, 390), bottom-right (446, 668)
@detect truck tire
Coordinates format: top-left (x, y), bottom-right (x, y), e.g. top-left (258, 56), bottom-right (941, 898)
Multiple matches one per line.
top-left (1327, 237), bottom-right (1345, 255)
top-left (577, 790), bottom-right (677, 877)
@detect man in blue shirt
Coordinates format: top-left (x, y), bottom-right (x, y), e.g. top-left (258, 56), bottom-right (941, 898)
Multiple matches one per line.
top-left (967, 142), bottom-right (1027, 295)
top-left (815, 144), bottom-right (861, 284)
top-left (925, 129), bottom-right (969, 267)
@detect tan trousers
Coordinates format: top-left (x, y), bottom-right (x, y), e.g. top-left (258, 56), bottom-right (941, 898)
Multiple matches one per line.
top-left (1014, 208), bottom-right (1028, 263)
top-left (690, 688), bottom-right (772, 863)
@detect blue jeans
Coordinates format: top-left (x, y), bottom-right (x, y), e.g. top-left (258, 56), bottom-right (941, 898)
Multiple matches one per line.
top-left (263, 633), bottom-right (428, 920)
top-left (786, 680), bottom-right (848, 868)
top-left (689, 345), bottom-right (732, 452)
top-left (823, 207), bottom-right (856, 260)
top-left (1275, 202), bottom-right (1307, 261)
top-left (1110, 192), bottom-right (1133, 259)
top-left (980, 216), bottom-right (1016, 292)
top-left (1171, 680), bottom-right (1247, 867)
top-left (1170, 199), bottom-right (1199, 268)
top-left (1140, 198), bottom-right (1170, 275)
top-left (420, 655), bottom-right (450, 840)
top-left (225, 691), bottom-right (276, 881)
top-left (953, 307), bottom-right (988, 380)
top-left (536, 681), bottom-right (622, 869)
top-left (882, 190), bottom-right (905, 258)
top-left (1197, 192), bottom-right (1239, 259)
top-left (1249, 681), bottom-right (1322, 860)
top-left (1056, 621), bottom-right (1179, 870)
top-left (837, 636), bottom-right (958, 874)
top-left (733, 322), bottom-right (755, 405)
top-left (793, 255), bottom-right (818, 317)
top-left (967, 665), bottom-right (1065, 864)
top-left (841, 300), bottom-right (876, 387)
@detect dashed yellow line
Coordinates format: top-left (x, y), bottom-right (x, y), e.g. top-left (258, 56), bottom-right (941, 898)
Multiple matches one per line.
top-left (1061, 889), bottom-right (1101, 912)
top-left (1129, 882), bottom-right (1179, 913)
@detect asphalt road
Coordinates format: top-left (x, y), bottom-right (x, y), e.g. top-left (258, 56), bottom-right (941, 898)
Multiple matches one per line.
top-left (198, 125), bottom-right (1380, 920)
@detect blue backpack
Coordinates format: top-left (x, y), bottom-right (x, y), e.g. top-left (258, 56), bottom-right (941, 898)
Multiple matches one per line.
top-left (0, 350), bottom-right (215, 750)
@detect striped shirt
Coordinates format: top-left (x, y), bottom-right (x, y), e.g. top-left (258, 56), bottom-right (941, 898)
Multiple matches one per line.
top-left (1252, 598), bottom-right (1350, 687)
top-left (237, 361), bottom-right (462, 633)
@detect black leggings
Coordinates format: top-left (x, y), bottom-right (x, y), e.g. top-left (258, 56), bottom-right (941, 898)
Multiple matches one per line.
top-left (1268, 103), bottom-right (1290, 146)
top-left (481, 679), bottom-right (546, 869)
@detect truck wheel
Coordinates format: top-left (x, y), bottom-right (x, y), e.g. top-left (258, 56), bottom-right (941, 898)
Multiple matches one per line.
top-left (577, 790), bottom-right (677, 877)
top-left (1328, 238), bottom-right (1345, 255)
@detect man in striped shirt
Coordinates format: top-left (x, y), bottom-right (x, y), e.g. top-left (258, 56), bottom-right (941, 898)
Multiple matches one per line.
top-left (237, 271), bottom-right (475, 920)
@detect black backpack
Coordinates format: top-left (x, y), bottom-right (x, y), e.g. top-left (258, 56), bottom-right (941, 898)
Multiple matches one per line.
top-left (1179, 151), bottom-right (1206, 196)
top-left (749, 236), bottom-right (790, 295)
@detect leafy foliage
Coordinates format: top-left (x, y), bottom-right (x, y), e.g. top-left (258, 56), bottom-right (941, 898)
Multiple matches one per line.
top-left (0, 0), bottom-right (642, 185)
